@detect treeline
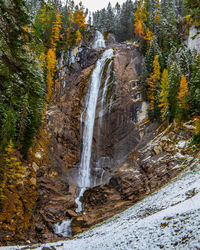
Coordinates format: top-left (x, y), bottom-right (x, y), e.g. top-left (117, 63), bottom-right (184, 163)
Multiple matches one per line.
top-left (93, 0), bottom-right (199, 144)
top-left (93, 0), bottom-right (137, 41)
top-left (92, 0), bottom-right (183, 42)
top-left (0, 0), bottom-right (87, 157)
top-left (0, 0), bottom-right (88, 208)
top-left (134, 0), bottom-right (200, 145)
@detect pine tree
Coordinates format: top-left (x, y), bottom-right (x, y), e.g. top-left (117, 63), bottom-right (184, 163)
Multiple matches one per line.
top-left (184, 0), bottom-right (200, 26)
top-left (189, 53), bottom-right (200, 117)
top-left (0, 0), bottom-right (45, 154)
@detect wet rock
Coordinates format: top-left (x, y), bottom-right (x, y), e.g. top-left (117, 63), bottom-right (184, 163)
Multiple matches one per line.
top-left (77, 46), bottom-right (99, 69)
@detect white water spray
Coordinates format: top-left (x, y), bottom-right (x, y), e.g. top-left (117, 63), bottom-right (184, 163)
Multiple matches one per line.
top-left (93, 31), bottom-right (106, 49)
top-left (76, 49), bottom-right (113, 212)
top-left (98, 60), bottom-right (112, 132)
top-left (78, 49), bottom-right (113, 188)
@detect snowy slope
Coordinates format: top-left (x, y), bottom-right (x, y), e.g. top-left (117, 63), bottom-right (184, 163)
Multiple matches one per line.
top-left (2, 156), bottom-right (200, 250)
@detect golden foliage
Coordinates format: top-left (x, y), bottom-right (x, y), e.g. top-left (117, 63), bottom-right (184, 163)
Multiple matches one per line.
top-left (0, 141), bottom-right (37, 240)
top-left (195, 116), bottom-right (200, 134)
top-left (74, 10), bottom-right (87, 29)
top-left (147, 55), bottom-right (161, 111)
top-left (40, 5), bottom-right (51, 30)
top-left (134, 20), bottom-right (144, 38)
top-left (51, 11), bottom-right (62, 48)
top-left (75, 29), bottom-right (82, 44)
top-left (144, 27), bottom-right (153, 46)
top-left (134, 0), bottom-right (147, 38)
top-left (0, 140), bottom-right (24, 201)
top-left (159, 69), bottom-right (169, 121)
top-left (153, 0), bottom-right (160, 26)
top-left (46, 48), bottom-right (57, 102)
top-left (178, 75), bottom-right (189, 110)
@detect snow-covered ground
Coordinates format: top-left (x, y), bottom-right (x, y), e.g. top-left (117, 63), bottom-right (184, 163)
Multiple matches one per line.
top-left (2, 158), bottom-right (200, 250)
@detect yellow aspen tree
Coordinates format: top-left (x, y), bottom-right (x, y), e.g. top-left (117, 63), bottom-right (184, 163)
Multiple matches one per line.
top-left (51, 10), bottom-right (62, 48)
top-left (178, 75), bottom-right (189, 110)
top-left (75, 29), bottom-right (82, 44)
top-left (74, 10), bottom-right (87, 29)
top-left (0, 140), bottom-right (24, 201)
top-left (144, 27), bottom-right (153, 47)
top-left (134, 0), bottom-right (147, 38)
top-left (159, 69), bottom-right (169, 121)
top-left (147, 55), bottom-right (161, 111)
top-left (134, 20), bottom-right (144, 37)
top-left (46, 48), bottom-right (57, 102)
top-left (153, 0), bottom-right (160, 26)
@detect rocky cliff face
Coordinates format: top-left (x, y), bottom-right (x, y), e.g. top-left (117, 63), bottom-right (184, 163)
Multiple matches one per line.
top-left (188, 25), bottom-right (200, 52)
top-left (25, 40), bottom-right (155, 243)
top-left (73, 120), bottom-right (198, 233)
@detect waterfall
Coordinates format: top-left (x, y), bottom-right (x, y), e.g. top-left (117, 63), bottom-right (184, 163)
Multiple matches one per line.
top-left (98, 60), bottom-right (112, 132)
top-left (93, 31), bottom-right (106, 49)
top-left (75, 49), bottom-right (113, 212)
top-left (54, 220), bottom-right (72, 237)
top-left (78, 49), bottom-right (113, 188)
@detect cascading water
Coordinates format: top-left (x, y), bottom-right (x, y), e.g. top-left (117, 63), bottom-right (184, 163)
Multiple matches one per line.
top-left (76, 48), bottom-right (114, 213)
top-left (93, 31), bottom-right (106, 49)
top-left (98, 60), bottom-right (112, 132)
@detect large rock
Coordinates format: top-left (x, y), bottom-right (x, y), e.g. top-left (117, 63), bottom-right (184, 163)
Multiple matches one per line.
top-left (188, 25), bottom-right (200, 52)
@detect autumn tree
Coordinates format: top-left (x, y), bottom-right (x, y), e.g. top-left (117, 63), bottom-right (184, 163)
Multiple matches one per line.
top-left (134, 0), bottom-right (148, 38)
top-left (51, 10), bottom-right (62, 48)
top-left (0, 140), bottom-right (24, 203)
top-left (147, 55), bottom-right (161, 115)
top-left (159, 69), bottom-right (169, 121)
top-left (144, 27), bottom-right (153, 47)
top-left (73, 4), bottom-right (87, 29)
top-left (178, 75), bottom-right (189, 112)
top-left (153, 0), bottom-right (161, 27)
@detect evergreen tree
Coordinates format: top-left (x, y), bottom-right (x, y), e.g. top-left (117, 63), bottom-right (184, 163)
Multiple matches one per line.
top-left (167, 58), bottom-right (182, 121)
top-left (189, 54), bottom-right (200, 116)
top-left (0, 0), bottom-right (45, 155)
top-left (105, 2), bottom-right (115, 32)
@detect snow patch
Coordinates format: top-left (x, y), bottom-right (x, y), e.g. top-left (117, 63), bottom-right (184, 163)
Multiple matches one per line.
top-left (5, 157), bottom-right (200, 250)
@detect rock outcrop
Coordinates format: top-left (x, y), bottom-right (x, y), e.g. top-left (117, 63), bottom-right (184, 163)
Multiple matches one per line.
top-left (188, 25), bottom-right (200, 52)
top-left (71, 120), bottom-right (198, 233)
top-left (26, 41), bottom-right (152, 243)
